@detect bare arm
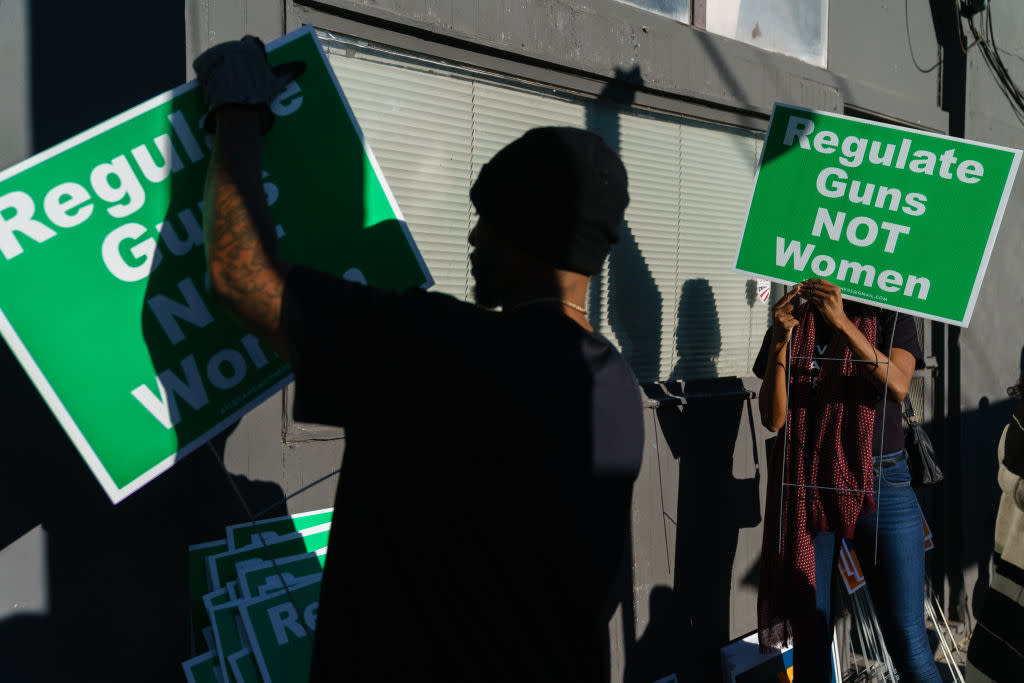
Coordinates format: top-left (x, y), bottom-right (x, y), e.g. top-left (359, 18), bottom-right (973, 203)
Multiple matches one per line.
top-left (800, 279), bottom-right (916, 402)
top-left (759, 288), bottom-right (801, 432)
top-left (203, 105), bottom-right (291, 356)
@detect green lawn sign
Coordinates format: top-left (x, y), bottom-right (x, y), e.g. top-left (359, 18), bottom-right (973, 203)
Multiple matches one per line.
top-left (237, 547), bottom-right (327, 600)
top-left (202, 587), bottom-right (232, 632)
top-left (226, 507), bottom-right (333, 550)
top-left (182, 650), bottom-right (223, 683)
top-left (189, 508), bottom-right (333, 652)
top-left (185, 510), bottom-right (334, 675)
top-left (207, 522), bottom-right (332, 590)
top-left (188, 538), bottom-right (229, 655)
top-left (0, 25), bottom-right (431, 503)
top-left (206, 585), bottom-right (250, 681)
top-left (238, 576), bottom-right (324, 683)
top-left (228, 648), bottom-right (262, 683)
top-left (735, 103), bottom-right (1021, 326)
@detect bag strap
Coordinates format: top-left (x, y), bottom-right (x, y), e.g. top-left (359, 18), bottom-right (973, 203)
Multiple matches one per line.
top-left (902, 395), bottom-right (920, 426)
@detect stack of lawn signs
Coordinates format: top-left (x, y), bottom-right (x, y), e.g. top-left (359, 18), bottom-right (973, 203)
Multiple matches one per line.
top-left (182, 508), bottom-right (333, 682)
top-left (920, 516), bottom-right (967, 683)
top-left (837, 539), bottom-right (898, 681)
top-left (837, 515), bottom-right (965, 683)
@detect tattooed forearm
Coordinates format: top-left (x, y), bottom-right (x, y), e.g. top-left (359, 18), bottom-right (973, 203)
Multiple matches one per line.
top-left (203, 107), bottom-right (290, 355)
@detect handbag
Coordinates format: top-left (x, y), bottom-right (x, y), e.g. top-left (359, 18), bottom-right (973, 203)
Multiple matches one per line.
top-left (903, 397), bottom-right (944, 487)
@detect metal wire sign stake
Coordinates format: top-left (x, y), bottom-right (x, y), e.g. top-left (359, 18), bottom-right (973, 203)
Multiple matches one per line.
top-left (775, 310), bottom-right (900, 565)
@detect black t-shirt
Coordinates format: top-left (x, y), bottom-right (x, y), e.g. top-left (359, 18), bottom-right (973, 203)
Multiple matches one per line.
top-left (282, 266), bottom-right (644, 682)
top-left (753, 308), bottom-right (924, 456)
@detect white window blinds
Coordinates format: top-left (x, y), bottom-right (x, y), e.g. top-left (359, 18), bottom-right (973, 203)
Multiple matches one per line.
top-left (322, 31), bottom-right (769, 383)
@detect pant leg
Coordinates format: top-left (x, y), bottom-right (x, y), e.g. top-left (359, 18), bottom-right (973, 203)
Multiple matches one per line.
top-left (854, 450), bottom-right (942, 683)
top-left (793, 531), bottom-right (838, 681)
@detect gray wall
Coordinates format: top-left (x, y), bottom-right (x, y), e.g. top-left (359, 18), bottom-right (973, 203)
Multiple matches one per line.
top-left (0, 0), bottom-right (30, 167)
top-left (2, 0), bottom-right (1018, 680)
top-left (829, 0), bottom-right (946, 128)
top-left (282, 0), bottom-right (949, 128)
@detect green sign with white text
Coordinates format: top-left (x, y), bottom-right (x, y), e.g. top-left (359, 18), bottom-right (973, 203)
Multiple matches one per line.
top-left (735, 104), bottom-right (1020, 326)
top-left (207, 522), bottom-right (332, 591)
top-left (0, 26), bottom-right (430, 502)
top-left (238, 576), bottom-right (323, 683)
top-left (226, 507), bottom-right (334, 550)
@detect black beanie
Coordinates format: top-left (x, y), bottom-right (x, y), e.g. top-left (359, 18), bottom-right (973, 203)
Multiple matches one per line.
top-left (469, 127), bottom-right (629, 275)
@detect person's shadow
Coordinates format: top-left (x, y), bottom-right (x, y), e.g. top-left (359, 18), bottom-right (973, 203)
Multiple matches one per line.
top-left (586, 64), bottom-right (664, 387)
top-left (673, 278), bottom-right (721, 380)
top-left (608, 224), bottom-right (663, 384)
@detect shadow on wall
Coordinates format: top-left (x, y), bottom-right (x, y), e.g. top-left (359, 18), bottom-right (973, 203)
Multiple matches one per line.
top-left (584, 67), bottom-right (766, 678)
top-left (625, 275), bottom-right (762, 680)
top-left (674, 278), bottom-right (723, 380)
top-left (609, 225), bottom-right (663, 384)
top-left (626, 379), bottom-right (763, 682)
top-left (956, 392), bottom-right (1022, 622)
top-left (917, 349), bottom-right (1023, 625)
top-left (956, 397), bottom-right (1006, 617)
top-left (585, 65), bottom-right (647, 671)
top-left (586, 66), bottom-right (664, 385)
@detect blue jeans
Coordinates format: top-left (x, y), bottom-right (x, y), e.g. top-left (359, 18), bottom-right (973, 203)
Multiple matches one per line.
top-left (794, 450), bottom-right (942, 682)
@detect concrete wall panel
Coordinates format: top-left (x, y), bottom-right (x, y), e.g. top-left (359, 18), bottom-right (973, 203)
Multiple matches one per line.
top-left (829, 0), bottom-right (946, 128)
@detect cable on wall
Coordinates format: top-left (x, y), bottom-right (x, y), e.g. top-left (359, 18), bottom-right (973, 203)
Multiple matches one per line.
top-left (965, 3), bottom-right (1024, 126)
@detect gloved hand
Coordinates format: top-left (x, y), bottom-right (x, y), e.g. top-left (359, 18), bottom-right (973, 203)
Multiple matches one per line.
top-left (192, 35), bottom-right (305, 133)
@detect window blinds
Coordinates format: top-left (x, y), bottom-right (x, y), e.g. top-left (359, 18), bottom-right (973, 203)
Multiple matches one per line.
top-left (322, 32), bottom-right (769, 384)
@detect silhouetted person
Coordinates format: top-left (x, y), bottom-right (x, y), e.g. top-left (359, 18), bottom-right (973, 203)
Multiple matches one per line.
top-left (194, 37), bottom-right (644, 682)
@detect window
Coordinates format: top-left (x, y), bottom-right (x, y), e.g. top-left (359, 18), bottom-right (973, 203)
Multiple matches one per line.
top-left (615, 0), bottom-right (690, 23)
top-left (706, 0), bottom-right (828, 68)
top-left (321, 30), bottom-right (769, 383)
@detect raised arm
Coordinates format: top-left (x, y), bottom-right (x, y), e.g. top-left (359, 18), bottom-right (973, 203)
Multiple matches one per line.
top-left (203, 105), bottom-right (290, 355)
top-left (800, 279), bottom-right (916, 401)
top-left (194, 36), bottom-right (303, 356)
top-left (758, 288), bottom-right (801, 432)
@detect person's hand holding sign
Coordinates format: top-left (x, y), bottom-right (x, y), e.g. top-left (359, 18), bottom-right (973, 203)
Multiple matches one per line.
top-left (759, 285), bottom-right (803, 431)
top-left (193, 35), bottom-right (306, 133)
top-left (800, 278), bottom-right (850, 333)
top-left (800, 277), bottom-right (916, 400)
top-left (770, 287), bottom-right (801, 348)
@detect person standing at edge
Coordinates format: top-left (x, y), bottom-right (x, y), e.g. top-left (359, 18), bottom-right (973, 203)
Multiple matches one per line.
top-left (193, 37), bottom-right (644, 682)
top-left (966, 376), bottom-right (1024, 682)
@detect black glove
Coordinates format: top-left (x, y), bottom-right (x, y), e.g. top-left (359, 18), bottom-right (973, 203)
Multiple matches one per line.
top-left (192, 35), bottom-right (305, 133)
